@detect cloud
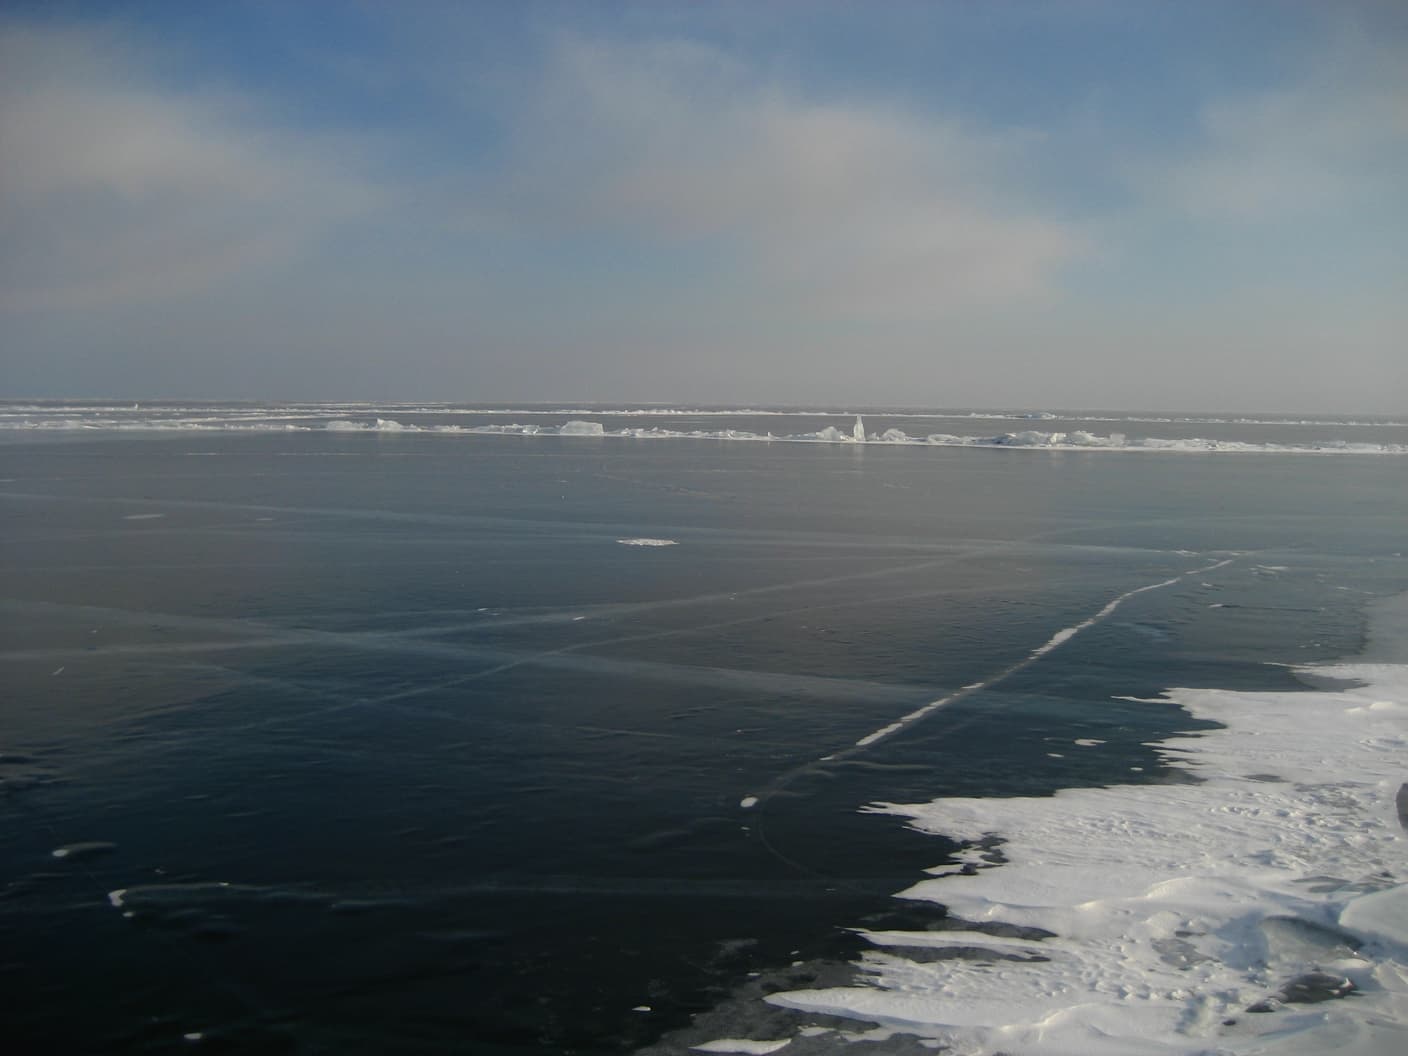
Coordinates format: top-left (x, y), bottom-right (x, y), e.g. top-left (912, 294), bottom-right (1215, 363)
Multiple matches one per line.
top-left (0, 22), bottom-right (375, 311)
top-left (477, 36), bottom-right (1083, 319)
top-left (1152, 31), bottom-right (1408, 220)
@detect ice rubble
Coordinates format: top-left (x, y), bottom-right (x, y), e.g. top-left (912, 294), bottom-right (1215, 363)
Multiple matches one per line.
top-left (4, 408), bottom-right (1405, 453)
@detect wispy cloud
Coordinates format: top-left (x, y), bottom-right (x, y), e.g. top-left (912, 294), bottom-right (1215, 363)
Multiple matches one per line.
top-left (0, 22), bottom-right (375, 311)
top-left (1152, 31), bottom-right (1408, 220)
top-left (476, 36), bottom-right (1084, 319)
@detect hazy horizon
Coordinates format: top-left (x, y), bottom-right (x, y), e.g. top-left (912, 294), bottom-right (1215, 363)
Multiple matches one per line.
top-left (9, 395), bottom-right (1408, 423)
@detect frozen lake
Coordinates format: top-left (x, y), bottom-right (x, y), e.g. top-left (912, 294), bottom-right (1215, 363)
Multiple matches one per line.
top-left (2, 404), bottom-right (1406, 1053)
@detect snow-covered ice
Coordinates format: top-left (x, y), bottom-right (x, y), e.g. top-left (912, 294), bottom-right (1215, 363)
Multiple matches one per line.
top-left (766, 660), bottom-right (1408, 1054)
top-left (690, 1039), bottom-right (791, 1054)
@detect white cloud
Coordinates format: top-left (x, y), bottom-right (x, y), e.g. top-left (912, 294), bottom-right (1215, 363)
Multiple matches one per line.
top-left (0, 23), bottom-right (374, 311)
top-left (480, 36), bottom-right (1083, 319)
top-left (1153, 32), bottom-right (1408, 220)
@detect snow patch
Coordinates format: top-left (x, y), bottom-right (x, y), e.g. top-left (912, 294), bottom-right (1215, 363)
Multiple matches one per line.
top-left (773, 661), bottom-right (1408, 1053)
top-left (691, 1040), bottom-right (791, 1054)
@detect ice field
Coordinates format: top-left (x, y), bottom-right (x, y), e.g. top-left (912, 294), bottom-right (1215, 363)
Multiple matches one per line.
top-left (2, 402), bottom-right (1406, 1054)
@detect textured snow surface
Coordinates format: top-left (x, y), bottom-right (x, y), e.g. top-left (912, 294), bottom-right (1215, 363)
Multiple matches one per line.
top-left (767, 662), bottom-right (1408, 1054)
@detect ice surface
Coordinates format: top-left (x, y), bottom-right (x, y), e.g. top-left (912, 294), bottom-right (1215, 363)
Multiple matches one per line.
top-left (848, 560), bottom-right (1229, 752)
top-left (768, 661), bottom-right (1408, 1054)
top-left (4, 403), bottom-right (1405, 453)
top-left (616, 538), bottom-right (679, 547)
top-left (51, 841), bottom-right (116, 859)
top-left (691, 1040), bottom-right (791, 1054)
top-left (1341, 885), bottom-right (1408, 948)
top-left (560, 419), bottom-right (606, 436)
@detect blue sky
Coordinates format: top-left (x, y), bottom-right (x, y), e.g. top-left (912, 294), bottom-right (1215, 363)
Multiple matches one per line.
top-left (2, 1), bottom-right (1404, 411)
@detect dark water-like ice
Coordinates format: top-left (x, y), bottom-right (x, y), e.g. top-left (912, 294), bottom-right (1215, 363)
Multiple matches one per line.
top-left (2, 418), bottom-right (1405, 1052)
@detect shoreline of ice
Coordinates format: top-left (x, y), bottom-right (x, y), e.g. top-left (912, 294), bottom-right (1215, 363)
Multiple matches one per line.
top-left (4, 403), bottom-right (1406, 428)
top-left (4, 413), bottom-right (1406, 455)
top-left (754, 601), bottom-right (1408, 1054)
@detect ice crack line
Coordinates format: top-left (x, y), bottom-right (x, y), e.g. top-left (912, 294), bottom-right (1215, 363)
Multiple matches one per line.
top-left (741, 557), bottom-right (1233, 812)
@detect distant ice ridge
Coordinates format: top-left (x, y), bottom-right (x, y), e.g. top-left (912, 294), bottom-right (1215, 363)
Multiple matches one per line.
top-left (315, 421), bottom-right (1408, 454)
top-left (4, 409), bottom-right (1406, 453)
top-left (766, 661), bottom-right (1408, 1055)
top-left (5, 403), bottom-right (1406, 428)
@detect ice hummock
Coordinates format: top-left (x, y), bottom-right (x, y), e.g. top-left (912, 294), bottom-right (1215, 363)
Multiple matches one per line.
top-left (559, 420), bottom-right (606, 436)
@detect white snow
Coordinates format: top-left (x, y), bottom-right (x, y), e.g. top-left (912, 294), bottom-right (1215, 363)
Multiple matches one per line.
top-left (322, 417), bottom-right (442, 432)
top-left (691, 1039), bottom-right (791, 1054)
top-left (1340, 884), bottom-right (1408, 948)
top-left (616, 538), bottom-right (679, 547)
top-left (768, 661), bottom-right (1408, 1054)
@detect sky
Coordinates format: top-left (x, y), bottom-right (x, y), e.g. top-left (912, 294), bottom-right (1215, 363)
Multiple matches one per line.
top-left (1, 0), bottom-right (1405, 412)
